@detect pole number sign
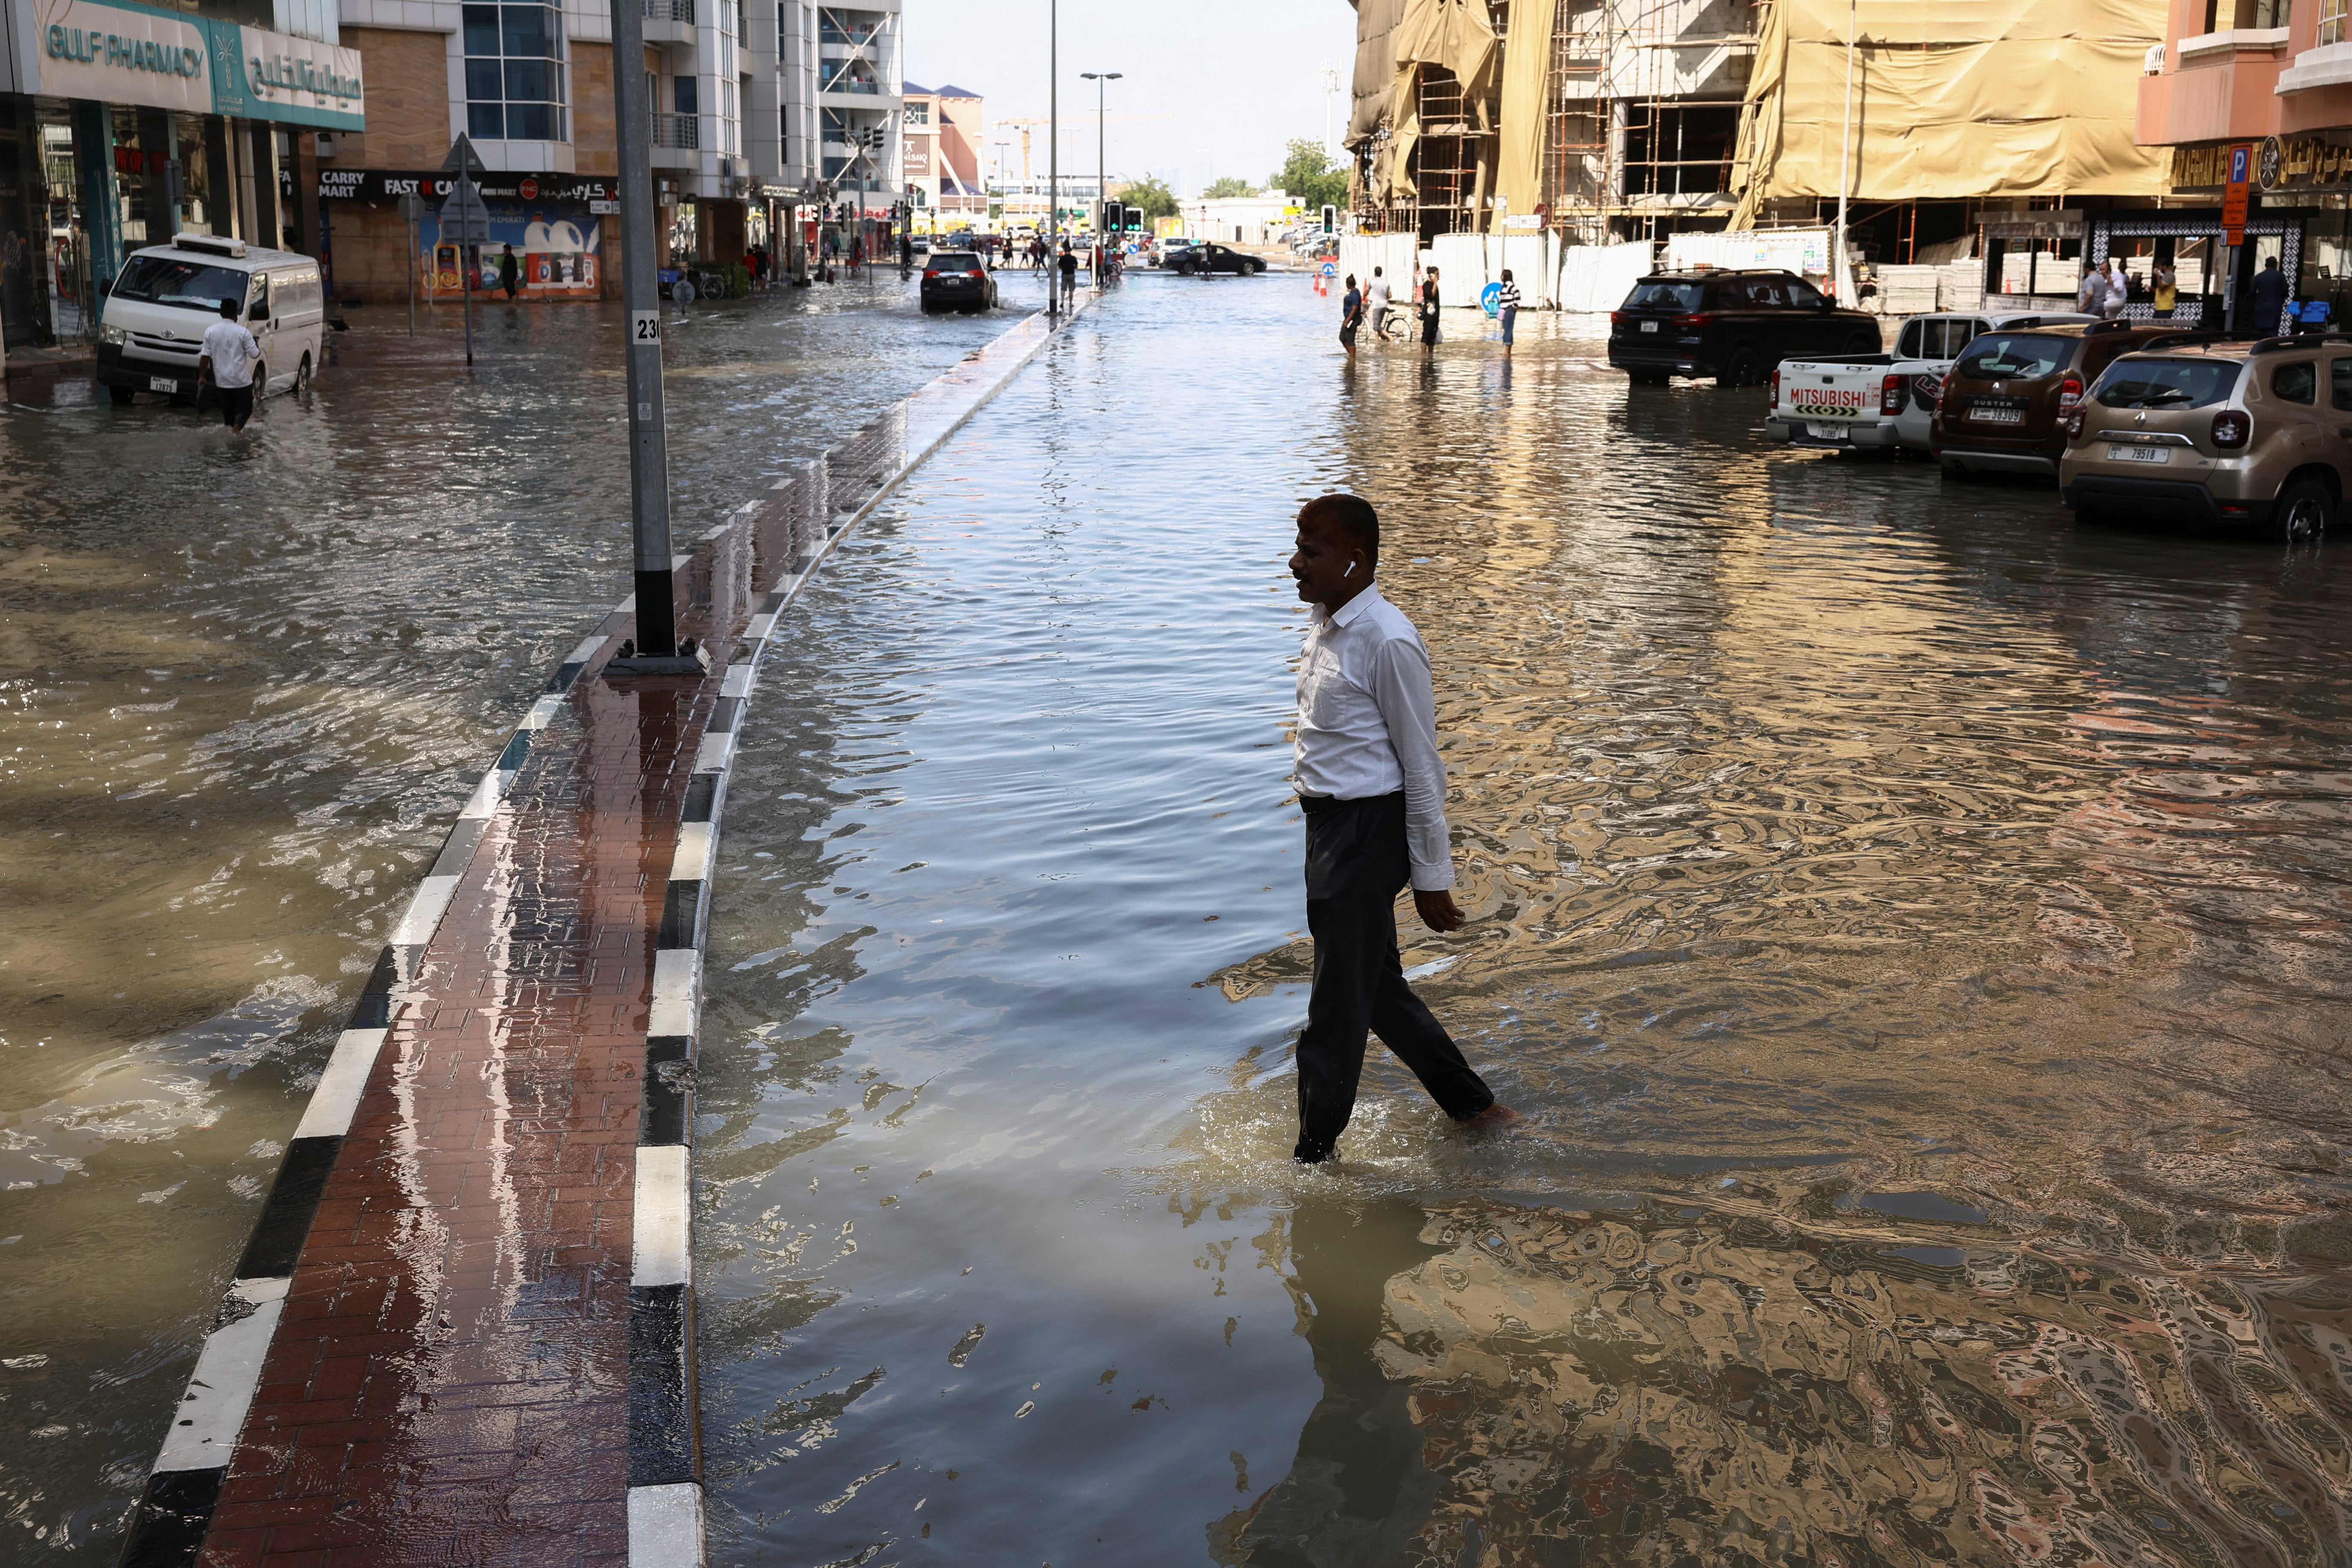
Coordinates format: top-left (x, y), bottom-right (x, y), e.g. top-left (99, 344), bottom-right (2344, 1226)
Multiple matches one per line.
top-left (631, 312), bottom-right (661, 345)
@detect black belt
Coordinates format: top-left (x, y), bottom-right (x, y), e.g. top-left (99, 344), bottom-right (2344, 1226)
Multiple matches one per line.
top-left (1298, 791), bottom-right (1400, 814)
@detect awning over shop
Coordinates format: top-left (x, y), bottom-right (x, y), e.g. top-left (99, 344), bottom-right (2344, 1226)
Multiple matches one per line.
top-left (1728, 0), bottom-right (2167, 227)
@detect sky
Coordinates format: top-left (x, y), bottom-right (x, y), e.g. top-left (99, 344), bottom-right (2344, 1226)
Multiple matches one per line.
top-left (898, 0), bottom-right (1356, 197)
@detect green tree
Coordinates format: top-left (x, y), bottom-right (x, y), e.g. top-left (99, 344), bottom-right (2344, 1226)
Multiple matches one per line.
top-left (1271, 137), bottom-right (1348, 211)
top-left (1203, 176), bottom-right (1259, 200)
top-left (1121, 174), bottom-right (1180, 220)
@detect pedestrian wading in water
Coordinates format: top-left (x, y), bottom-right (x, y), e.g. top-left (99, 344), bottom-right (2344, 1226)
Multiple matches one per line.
top-left (1286, 493), bottom-right (1519, 1163)
top-left (1419, 266), bottom-right (1442, 350)
top-left (1340, 273), bottom-right (1364, 362)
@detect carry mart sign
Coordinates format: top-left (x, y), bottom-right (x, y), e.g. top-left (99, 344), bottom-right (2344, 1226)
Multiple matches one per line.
top-left (18, 0), bottom-right (364, 129)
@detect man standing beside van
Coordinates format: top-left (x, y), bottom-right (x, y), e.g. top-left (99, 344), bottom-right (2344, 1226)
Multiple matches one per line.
top-left (198, 296), bottom-right (261, 434)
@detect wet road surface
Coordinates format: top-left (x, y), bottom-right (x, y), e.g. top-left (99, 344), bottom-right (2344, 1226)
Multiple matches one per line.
top-left (695, 278), bottom-right (2352, 1565)
top-left (0, 275), bottom-right (1017, 1561)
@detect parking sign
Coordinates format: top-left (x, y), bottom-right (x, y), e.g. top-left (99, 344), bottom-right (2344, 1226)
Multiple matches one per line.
top-left (2225, 142), bottom-right (2252, 245)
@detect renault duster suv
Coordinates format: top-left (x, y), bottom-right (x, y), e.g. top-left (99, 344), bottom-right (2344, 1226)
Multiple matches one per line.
top-left (1932, 320), bottom-right (2181, 480)
top-left (2059, 335), bottom-right (2349, 541)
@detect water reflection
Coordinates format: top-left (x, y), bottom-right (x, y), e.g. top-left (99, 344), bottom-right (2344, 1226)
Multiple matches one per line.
top-left (0, 282), bottom-right (1006, 1562)
top-left (1222, 1196), bottom-right (2352, 1566)
top-left (687, 283), bottom-right (2352, 1567)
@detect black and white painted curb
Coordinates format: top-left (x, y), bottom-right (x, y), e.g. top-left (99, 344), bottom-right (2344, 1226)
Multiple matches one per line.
top-left (115, 295), bottom-right (1087, 1568)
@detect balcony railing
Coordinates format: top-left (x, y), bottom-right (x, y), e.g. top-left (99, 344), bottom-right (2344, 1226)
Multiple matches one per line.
top-left (644, 0), bottom-right (693, 21)
top-left (653, 112), bottom-right (700, 148)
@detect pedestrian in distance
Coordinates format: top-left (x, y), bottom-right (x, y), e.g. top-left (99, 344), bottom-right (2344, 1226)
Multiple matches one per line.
top-left (198, 295), bottom-right (260, 434)
top-left (1285, 493), bottom-right (1518, 1165)
top-left (1366, 266), bottom-right (1392, 341)
top-left (1058, 241), bottom-right (1078, 304)
top-left (498, 243), bottom-right (519, 301)
top-left (2099, 260), bottom-right (2127, 320)
top-left (1340, 272), bottom-right (1364, 363)
top-left (2076, 262), bottom-right (2102, 316)
top-left (1419, 265), bottom-right (1442, 351)
top-left (1496, 268), bottom-right (1521, 354)
top-left (2152, 257), bottom-right (2178, 320)
top-left (2251, 256), bottom-right (2292, 336)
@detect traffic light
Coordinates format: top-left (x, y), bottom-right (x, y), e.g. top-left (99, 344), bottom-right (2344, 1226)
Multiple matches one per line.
top-left (1126, 204), bottom-right (1147, 233)
top-left (1321, 204), bottom-right (1338, 235)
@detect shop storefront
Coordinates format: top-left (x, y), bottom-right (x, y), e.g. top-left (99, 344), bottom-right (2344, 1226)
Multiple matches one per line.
top-left (1977, 206), bottom-right (2272, 328)
top-left (2166, 137), bottom-right (2352, 332)
top-left (0, 0), bottom-right (363, 351)
top-left (316, 169), bottom-right (615, 304)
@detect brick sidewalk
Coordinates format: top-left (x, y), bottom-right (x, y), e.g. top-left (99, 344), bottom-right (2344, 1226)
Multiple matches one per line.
top-left (118, 298), bottom-right (1079, 1568)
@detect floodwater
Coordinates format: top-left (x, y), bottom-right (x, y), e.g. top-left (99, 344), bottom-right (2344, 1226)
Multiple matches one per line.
top-left (0, 273), bottom-right (1021, 1560)
top-left (698, 278), bottom-right (2352, 1565)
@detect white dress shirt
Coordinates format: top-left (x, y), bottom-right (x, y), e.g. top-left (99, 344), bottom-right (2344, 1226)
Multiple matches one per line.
top-left (201, 319), bottom-right (260, 389)
top-left (1293, 584), bottom-right (1454, 891)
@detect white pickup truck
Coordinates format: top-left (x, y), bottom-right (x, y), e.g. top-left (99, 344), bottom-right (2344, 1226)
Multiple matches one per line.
top-left (1764, 309), bottom-right (2098, 452)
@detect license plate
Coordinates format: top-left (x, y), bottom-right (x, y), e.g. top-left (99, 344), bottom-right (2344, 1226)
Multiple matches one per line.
top-left (149, 376), bottom-right (176, 392)
top-left (2107, 443), bottom-right (2171, 464)
top-left (1640, 320), bottom-right (1659, 333)
top-left (1972, 405), bottom-right (2025, 425)
top-left (1806, 422), bottom-right (1851, 440)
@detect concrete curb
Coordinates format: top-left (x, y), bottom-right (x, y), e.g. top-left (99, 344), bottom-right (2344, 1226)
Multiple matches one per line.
top-left (114, 290), bottom-right (1096, 1568)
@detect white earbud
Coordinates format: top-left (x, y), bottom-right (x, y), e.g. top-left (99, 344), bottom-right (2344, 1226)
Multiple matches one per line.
top-left (1343, 561), bottom-right (1355, 576)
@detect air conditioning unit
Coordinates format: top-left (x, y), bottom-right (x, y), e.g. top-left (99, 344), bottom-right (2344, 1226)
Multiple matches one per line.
top-left (314, 133), bottom-right (335, 158)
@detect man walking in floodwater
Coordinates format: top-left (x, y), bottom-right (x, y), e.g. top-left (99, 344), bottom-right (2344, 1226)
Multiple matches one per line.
top-left (1287, 493), bottom-right (1516, 1163)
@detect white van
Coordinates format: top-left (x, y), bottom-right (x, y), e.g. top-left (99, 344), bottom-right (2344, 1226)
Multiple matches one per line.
top-left (97, 233), bottom-right (326, 407)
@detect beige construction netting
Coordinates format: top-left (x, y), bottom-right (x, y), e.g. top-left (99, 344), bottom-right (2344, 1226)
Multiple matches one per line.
top-left (1349, 0), bottom-right (1499, 204)
top-left (1729, 0), bottom-right (2169, 226)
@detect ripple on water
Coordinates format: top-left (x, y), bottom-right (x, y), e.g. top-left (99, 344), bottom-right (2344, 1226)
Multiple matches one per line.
top-left (0, 284), bottom-right (1011, 1563)
top-left (706, 284), bottom-right (2352, 1564)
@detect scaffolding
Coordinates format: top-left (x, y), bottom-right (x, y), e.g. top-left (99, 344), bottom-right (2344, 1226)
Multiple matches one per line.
top-left (1540, 0), bottom-right (1754, 244)
top-left (1350, 0), bottom-right (1507, 239)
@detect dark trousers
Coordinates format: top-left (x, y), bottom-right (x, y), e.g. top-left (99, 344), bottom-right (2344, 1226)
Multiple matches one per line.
top-left (1295, 792), bottom-right (1493, 1162)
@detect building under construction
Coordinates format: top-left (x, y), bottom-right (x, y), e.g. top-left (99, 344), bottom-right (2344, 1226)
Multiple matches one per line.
top-left (1345, 0), bottom-right (1757, 242)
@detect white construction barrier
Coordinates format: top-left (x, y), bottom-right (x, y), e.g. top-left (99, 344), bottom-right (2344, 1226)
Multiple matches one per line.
top-left (1554, 241), bottom-right (1659, 314)
top-left (1339, 231), bottom-right (1656, 314)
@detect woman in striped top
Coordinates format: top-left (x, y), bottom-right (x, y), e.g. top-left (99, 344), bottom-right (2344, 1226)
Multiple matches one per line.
top-left (1496, 269), bottom-right (1522, 354)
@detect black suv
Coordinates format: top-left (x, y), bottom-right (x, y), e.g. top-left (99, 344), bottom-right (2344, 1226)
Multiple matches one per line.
top-left (1609, 269), bottom-right (1882, 387)
top-left (919, 251), bottom-right (996, 315)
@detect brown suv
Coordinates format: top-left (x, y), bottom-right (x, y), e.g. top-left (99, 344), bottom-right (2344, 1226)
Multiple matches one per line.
top-left (1932, 321), bottom-right (2183, 480)
top-left (2059, 335), bottom-right (2346, 540)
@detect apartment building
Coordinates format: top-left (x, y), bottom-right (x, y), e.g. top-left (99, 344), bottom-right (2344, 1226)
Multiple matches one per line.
top-left (2139, 0), bottom-right (2352, 326)
top-left (756, 0), bottom-right (899, 214)
top-left (902, 80), bottom-right (980, 230)
top-left (306, 0), bottom-right (896, 304)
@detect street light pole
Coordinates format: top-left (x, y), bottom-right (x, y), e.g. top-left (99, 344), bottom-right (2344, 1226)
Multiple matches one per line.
top-left (1833, 0), bottom-right (1856, 305)
top-left (1048, 0), bottom-right (1059, 316)
top-left (1080, 72), bottom-right (1120, 275)
top-left (605, 0), bottom-right (697, 672)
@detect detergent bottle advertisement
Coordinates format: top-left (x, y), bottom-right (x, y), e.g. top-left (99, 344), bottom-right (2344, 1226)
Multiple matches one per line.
top-left (421, 191), bottom-right (602, 299)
